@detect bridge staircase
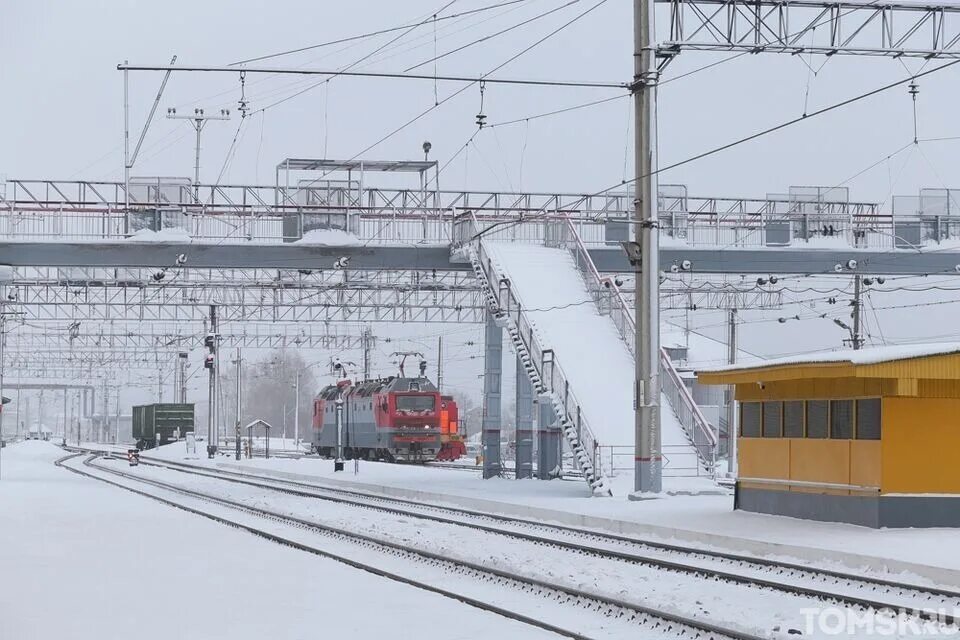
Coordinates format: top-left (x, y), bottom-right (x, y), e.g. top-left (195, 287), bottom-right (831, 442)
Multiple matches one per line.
top-left (456, 216), bottom-right (612, 495)
top-left (454, 213), bottom-right (717, 494)
top-left (559, 217), bottom-right (718, 477)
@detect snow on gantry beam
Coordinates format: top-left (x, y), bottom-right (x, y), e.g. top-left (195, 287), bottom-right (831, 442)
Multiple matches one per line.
top-left (658, 0), bottom-right (960, 59)
top-left (5, 242), bottom-right (960, 275)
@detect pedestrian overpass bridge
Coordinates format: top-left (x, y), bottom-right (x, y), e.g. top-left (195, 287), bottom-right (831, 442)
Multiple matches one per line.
top-left (3, 178), bottom-right (960, 275)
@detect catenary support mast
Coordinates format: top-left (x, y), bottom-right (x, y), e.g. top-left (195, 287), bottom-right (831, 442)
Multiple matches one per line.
top-left (633, 0), bottom-right (662, 494)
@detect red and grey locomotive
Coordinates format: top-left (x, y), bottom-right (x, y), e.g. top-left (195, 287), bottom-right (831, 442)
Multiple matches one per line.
top-left (311, 374), bottom-right (465, 462)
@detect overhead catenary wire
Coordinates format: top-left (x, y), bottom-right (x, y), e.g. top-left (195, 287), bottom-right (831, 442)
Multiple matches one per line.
top-left (279, 0), bottom-right (612, 207)
top-left (403, 0), bottom-right (585, 72)
top-left (251, 0), bottom-right (462, 115)
top-left (229, 0), bottom-right (535, 66)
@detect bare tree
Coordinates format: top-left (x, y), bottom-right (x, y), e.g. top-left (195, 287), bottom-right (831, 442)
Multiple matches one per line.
top-left (219, 349), bottom-right (320, 440)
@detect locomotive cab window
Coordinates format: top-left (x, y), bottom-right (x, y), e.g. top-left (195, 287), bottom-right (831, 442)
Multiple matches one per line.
top-left (396, 395), bottom-right (436, 412)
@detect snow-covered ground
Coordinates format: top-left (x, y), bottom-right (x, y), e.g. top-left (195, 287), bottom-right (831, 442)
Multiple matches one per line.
top-left (105, 455), bottom-right (940, 639)
top-left (144, 443), bottom-right (960, 586)
top-left (0, 442), bottom-right (558, 640)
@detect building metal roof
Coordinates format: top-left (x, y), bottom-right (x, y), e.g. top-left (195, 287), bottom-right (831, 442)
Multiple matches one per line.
top-left (697, 342), bottom-right (960, 384)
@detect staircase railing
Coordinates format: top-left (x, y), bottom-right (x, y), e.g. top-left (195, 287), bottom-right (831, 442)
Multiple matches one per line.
top-left (454, 212), bottom-right (610, 494)
top-left (559, 216), bottom-right (717, 474)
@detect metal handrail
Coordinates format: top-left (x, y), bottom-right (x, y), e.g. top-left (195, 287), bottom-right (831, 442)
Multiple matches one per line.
top-left (457, 211), bottom-right (608, 489)
top-left (558, 216), bottom-right (717, 473)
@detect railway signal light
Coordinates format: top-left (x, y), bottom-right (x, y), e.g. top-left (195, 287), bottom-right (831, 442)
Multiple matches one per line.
top-left (204, 333), bottom-right (217, 370)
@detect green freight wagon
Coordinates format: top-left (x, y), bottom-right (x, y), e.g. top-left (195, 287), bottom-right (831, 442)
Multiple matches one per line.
top-left (132, 403), bottom-right (195, 450)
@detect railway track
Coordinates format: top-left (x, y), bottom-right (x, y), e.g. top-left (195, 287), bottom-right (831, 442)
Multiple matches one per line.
top-left (56, 451), bottom-right (761, 640)
top-left (123, 451), bottom-right (960, 625)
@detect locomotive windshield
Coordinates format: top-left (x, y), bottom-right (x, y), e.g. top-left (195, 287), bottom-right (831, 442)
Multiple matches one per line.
top-left (395, 394), bottom-right (435, 412)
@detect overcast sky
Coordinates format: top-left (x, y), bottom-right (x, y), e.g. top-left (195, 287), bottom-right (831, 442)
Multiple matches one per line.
top-left (5, 0), bottom-right (960, 410)
top-left (4, 0), bottom-right (958, 201)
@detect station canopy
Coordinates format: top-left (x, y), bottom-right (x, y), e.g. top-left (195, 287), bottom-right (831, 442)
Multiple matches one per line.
top-left (697, 342), bottom-right (960, 384)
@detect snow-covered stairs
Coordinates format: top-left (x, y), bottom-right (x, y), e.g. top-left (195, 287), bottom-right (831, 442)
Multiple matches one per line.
top-left (465, 244), bottom-right (611, 495)
top-left (558, 218), bottom-right (718, 477)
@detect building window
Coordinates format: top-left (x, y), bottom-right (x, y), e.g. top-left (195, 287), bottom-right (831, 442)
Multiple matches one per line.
top-left (741, 402), bottom-right (762, 437)
top-left (830, 399), bottom-right (854, 439)
top-left (762, 401), bottom-right (782, 437)
top-left (806, 400), bottom-right (829, 438)
top-left (783, 401), bottom-right (804, 437)
top-left (856, 398), bottom-right (881, 440)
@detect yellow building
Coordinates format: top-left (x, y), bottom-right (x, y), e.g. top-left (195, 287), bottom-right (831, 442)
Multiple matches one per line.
top-left (696, 343), bottom-right (960, 528)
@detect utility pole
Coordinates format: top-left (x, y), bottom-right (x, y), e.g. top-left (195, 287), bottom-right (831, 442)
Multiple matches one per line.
top-left (437, 336), bottom-right (443, 391)
top-left (157, 369), bottom-right (162, 403)
top-left (15, 383), bottom-right (21, 441)
top-left (294, 371), bottom-right (300, 451)
top-left (726, 308), bottom-right (737, 475)
top-left (102, 378), bottom-right (108, 443)
top-left (205, 305), bottom-right (219, 458)
top-left (0, 314), bottom-right (5, 479)
top-left (124, 55), bottom-right (176, 213)
top-left (166, 107), bottom-right (231, 201)
top-left (178, 352), bottom-right (188, 403)
top-left (334, 392), bottom-right (345, 472)
top-left (632, 0), bottom-right (662, 495)
top-left (362, 327), bottom-right (373, 381)
top-left (235, 348), bottom-right (242, 461)
top-left (851, 275), bottom-right (863, 350)
top-left (115, 386), bottom-right (121, 444)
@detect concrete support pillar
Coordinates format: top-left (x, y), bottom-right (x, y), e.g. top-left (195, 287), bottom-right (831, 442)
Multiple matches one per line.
top-left (537, 400), bottom-right (561, 480)
top-left (482, 312), bottom-right (502, 479)
top-left (515, 356), bottom-right (534, 479)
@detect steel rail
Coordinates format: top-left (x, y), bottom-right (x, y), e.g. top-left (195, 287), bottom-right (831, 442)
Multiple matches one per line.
top-left (127, 452), bottom-right (960, 618)
top-left (51, 453), bottom-right (591, 640)
top-left (61, 451), bottom-right (757, 640)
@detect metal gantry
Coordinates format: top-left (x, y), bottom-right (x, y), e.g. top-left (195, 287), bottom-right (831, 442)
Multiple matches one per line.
top-left (658, 0), bottom-right (960, 58)
top-left (3, 325), bottom-right (374, 350)
top-left (0, 266), bottom-right (483, 323)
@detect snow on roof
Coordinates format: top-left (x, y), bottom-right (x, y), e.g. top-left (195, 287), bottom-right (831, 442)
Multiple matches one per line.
top-left (699, 342), bottom-right (960, 374)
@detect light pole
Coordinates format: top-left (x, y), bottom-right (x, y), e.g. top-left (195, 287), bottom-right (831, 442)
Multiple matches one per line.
top-left (234, 348), bottom-right (242, 461)
top-left (166, 107), bottom-right (231, 201)
top-left (292, 361), bottom-right (331, 453)
top-left (294, 372), bottom-right (300, 451)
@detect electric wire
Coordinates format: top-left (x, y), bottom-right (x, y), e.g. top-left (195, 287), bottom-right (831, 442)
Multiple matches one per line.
top-left (230, 0), bottom-right (534, 66)
top-left (404, 0), bottom-right (584, 72)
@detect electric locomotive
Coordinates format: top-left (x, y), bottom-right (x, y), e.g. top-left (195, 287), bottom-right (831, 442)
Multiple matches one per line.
top-left (311, 375), bottom-right (465, 462)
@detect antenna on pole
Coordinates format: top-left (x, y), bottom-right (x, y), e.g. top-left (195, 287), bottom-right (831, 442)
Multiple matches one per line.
top-left (166, 106), bottom-right (231, 201)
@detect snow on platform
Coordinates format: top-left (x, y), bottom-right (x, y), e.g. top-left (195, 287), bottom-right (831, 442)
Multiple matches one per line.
top-left (0, 442), bottom-right (556, 640)
top-left (485, 242), bottom-right (696, 452)
top-left (151, 444), bottom-right (960, 588)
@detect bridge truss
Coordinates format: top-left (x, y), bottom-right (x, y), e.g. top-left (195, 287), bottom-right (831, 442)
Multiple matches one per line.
top-left (658, 0), bottom-right (960, 59)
